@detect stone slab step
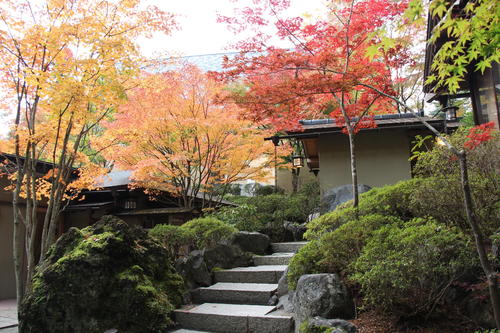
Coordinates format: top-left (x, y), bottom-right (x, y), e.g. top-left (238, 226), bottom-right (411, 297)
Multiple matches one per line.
top-left (253, 253), bottom-right (294, 266)
top-left (174, 303), bottom-right (293, 333)
top-left (169, 329), bottom-right (211, 333)
top-left (214, 265), bottom-right (287, 284)
top-left (191, 283), bottom-right (277, 305)
top-left (271, 242), bottom-right (308, 253)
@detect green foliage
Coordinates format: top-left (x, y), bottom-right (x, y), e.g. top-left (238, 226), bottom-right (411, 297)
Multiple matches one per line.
top-left (304, 207), bottom-right (357, 239)
top-left (460, 111), bottom-right (475, 128)
top-left (305, 179), bottom-right (420, 239)
top-left (149, 224), bottom-right (195, 259)
top-left (212, 181), bottom-right (320, 240)
top-left (182, 217), bottom-right (237, 249)
top-left (420, 0), bottom-right (499, 93)
top-left (299, 320), bottom-right (334, 333)
top-left (412, 128), bottom-right (500, 234)
top-left (254, 184), bottom-right (284, 196)
top-left (20, 216), bottom-right (184, 333)
top-left (288, 240), bottom-right (323, 290)
top-left (351, 218), bottom-right (478, 317)
top-left (318, 214), bottom-right (404, 275)
top-left (289, 214), bottom-right (404, 290)
top-left (211, 204), bottom-right (262, 231)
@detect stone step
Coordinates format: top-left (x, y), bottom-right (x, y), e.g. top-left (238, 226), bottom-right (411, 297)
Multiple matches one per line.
top-left (214, 265), bottom-right (287, 284)
top-left (271, 242), bottom-right (308, 253)
top-left (174, 303), bottom-right (293, 333)
top-left (169, 329), bottom-right (211, 333)
top-left (253, 253), bottom-right (294, 266)
top-left (191, 283), bottom-right (277, 305)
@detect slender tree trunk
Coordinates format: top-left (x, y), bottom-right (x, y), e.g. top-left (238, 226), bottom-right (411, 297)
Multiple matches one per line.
top-left (12, 201), bottom-right (24, 308)
top-left (458, 152), bottom-right (500, 328)
top-left (291, 168), bottom-right (299, 193)
top-left (347, 129), bottom-right (359, 208)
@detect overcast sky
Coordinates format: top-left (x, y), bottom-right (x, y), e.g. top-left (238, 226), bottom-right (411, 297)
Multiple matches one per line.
top-left (139, 0), bottom-right (326, 57)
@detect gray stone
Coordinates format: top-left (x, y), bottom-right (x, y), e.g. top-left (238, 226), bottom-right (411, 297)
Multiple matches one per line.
top-left (214, 265), bottom-right (287, 284)
top-left (320, 184), bottom-right (371, 214)
top-left (254, 253), bottom-right (294, 266)
top-left (192, 283), bottom-right (277, 305)
top-left (204, 244), bottom-right (253, 271)
top-left (271, 242), bottom-right (308, 253)
top-left (283, 221), bottom-right (307, 241)
top-left (277, 267), bottom-right (289, 297)
top-left (174, 303), bottom-right (293, 333)
top-left (276, 294), bottom-right (294, 313)
top-left (307, 317), bottom-right (358, 333)
top-left (175, 250), bottom-right (212, 289)
top-left (231, 231), bottom-right (270, 255)
top-left (293, 274), bottom-right (355, 324)
top-left (268, 294), bottom-right (279, 306)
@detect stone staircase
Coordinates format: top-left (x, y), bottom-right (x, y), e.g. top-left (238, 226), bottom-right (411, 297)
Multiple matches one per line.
top-left (170, 241), bottom-right (307, 333)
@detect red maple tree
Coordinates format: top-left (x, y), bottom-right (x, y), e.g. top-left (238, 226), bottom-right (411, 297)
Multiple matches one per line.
top-left (217, 0), bottom-right (409, 206)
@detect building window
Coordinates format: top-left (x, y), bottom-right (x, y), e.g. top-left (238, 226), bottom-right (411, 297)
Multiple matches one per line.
top-left (124, 199), bottom-right (136, 209)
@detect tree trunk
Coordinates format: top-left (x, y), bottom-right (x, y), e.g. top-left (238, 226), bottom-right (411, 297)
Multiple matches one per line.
top-left (459, 152), bottom-right (500, 328)
top-left (12, 201), bottom-right (24, 308)
top-left (347, 129), bottom-right (359, 208)
top-left (291, 168), bottom-right (300, 193)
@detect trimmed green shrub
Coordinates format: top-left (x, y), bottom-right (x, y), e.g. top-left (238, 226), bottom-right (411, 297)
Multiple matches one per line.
top-left (149, 224), bottom-right (195, 259)
top-left (287, 240), bottom-right (323, 290)
top-left (289, 214), bottom-right (404, 290)
top-left (318, 214), bottom-right (404, 275)
top-left (304, 206), bottom-right (357, 239)
top-left (351, 218), bottom-right (478, 317)
top-left (182, 217), bottom-right (237, 249)
top-left (305, 179), bottom-right (421, 239)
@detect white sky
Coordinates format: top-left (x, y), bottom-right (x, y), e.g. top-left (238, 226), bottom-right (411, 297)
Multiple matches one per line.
top-left (139, 0), bottom-right (326, 57)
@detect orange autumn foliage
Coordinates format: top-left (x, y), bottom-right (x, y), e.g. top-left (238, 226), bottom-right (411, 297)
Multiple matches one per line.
top-left (103, 65), bottom-right (275, 208)
top-left (0, 0), bottom-right (176, 299)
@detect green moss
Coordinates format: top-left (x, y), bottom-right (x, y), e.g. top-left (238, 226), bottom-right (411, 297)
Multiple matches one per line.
top-left (299, 320), bottom-right (335, 333)
top-left (20, 215), bottom-right (184, 333)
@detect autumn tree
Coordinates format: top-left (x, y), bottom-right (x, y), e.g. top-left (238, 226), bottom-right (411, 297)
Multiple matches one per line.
top-left (0, 0), bottom-right (174, 303)
top-left (103, 65), bottom-right (274, 209)
top-left (220, 0), bottom-right (500, 326)
top-left (218, 0), bottom-right (410, 207)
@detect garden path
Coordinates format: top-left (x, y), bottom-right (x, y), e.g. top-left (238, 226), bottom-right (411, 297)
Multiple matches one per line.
top-left (170, 241), bottom-right (307, 333)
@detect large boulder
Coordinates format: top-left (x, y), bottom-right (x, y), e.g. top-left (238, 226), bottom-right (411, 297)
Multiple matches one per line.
top-left (293, 274), bottom-right (355, 324)
top-left (203, 243), bottom-right (253, 271)
top-left (283, 221), bottom-right (307, 241)
top-left (175, 250), bottom-right (211, 290)
top-left (231, 231), bottom-right (270, 255)
top-left (277, 267), bottom-right (289, 297)
top-left (321, 184), bottom-right (371, 214)
top-left (20, 215), bottom-right (184, 333)
top-left (304, 317), bottom-right (358, 333)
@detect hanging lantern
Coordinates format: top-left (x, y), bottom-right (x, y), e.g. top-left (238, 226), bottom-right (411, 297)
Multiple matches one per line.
top-left (292, 155), bottom-right (304, 168)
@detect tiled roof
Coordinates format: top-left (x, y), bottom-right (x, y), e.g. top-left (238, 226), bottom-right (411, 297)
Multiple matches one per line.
top-left (297, 114), bottom-right (459, 132)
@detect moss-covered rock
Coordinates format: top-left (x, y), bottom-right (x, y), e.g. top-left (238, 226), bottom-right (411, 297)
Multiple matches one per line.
top-left (20, 215), bottom-right (184, 333)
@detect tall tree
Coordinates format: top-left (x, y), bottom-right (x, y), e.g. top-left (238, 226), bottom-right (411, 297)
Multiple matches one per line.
top-left (0, 0), bottom-right (174, 303)
top-left (218, 0), bottom-right (410, 207)
top-left (103, 65), bottom-right (274, 209)
top-left (219, 0), bottom-right (499, 325)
